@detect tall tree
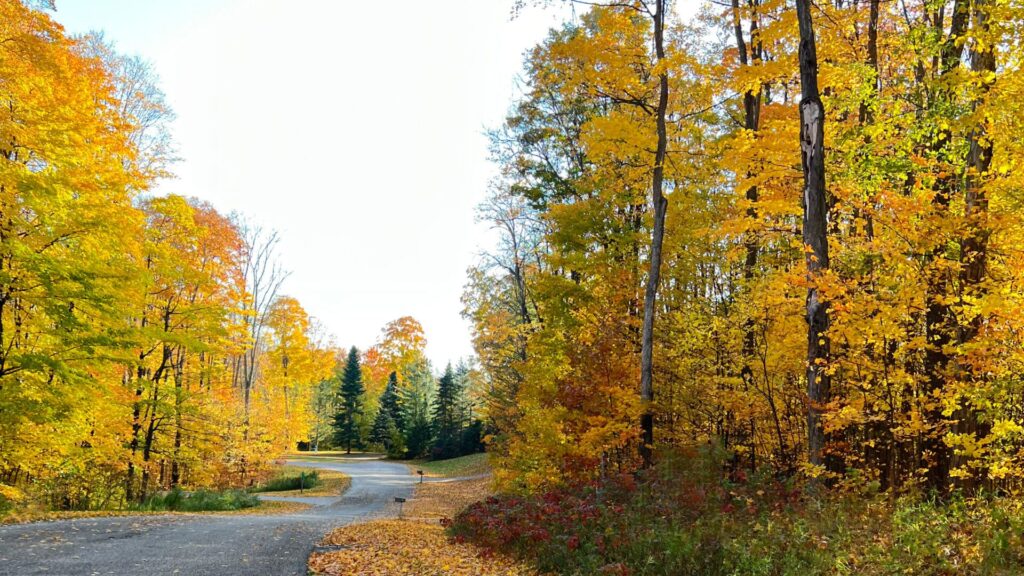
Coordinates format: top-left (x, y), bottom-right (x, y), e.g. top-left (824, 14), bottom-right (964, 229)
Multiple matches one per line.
top-left (432, 363), bottom-right (462, 459)
top-left (950, 0), bottom-right (996, 491)
top-left (637, 0), bottom-right (669, 469)
top-left (333, 346), bottom-right (365, 454)
top-left (310, 378), bottom-right (337, 452)
top-left (400, 357), bottom-right (435, 458)
top-left (370, 371), bottom-right (403, 449)
top-left (921, 0), bottom-right (969, 495)
top-left (235, 223), bottom-right (287, 439)
top-left (730, 0), bottom-right (764, 473)
top-left (795, 0), bottom-right (833, 476)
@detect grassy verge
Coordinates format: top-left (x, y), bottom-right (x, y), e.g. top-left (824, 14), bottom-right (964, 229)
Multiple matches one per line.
top-left (256, 467), bottom-right (350, 497)
top-left (285, 451), bottom-right (381, 460)
top-left (1, 497), bottom-right (309, 525)
top-left (135, 487), bottom-right (258, 512)
top-left (251, 469), bottom-right (321, 493)
top-left (406, 453), bottom-right (491, 478)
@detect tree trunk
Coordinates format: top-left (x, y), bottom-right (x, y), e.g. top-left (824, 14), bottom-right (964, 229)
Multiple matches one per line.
top-left (126, 365), bottom-right (144, 503)
top-left (171, 346), bottom-right (185, 487)
top-left (922, 0), bottom-right (968, 495)
top-left (952, 0), bottom-right (995, 491)
top-left (795, 0), bottom-right (835, 475)
top-left (732, 0), bottom-right (762, 473)
top-left (639, 0), bottom-right (669, 469)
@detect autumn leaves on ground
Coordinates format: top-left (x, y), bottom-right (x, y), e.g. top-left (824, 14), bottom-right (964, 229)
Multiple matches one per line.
top-left (309, 457), bottom-right (534, 576)
top-left (6, 0), bottom-right (1024, 574)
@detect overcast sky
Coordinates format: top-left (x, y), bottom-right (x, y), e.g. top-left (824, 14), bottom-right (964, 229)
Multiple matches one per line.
top-left (52, 0), bottom-right (578, 367)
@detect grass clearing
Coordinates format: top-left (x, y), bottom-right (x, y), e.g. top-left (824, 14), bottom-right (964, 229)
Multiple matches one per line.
top-left (406, 453), bottom-right (491, 478)
top-left (285, 451), bottom-right (382, 461)
top-left (251, 469), bottom-right (321, 493)
top-left (258, 467), bottom-right (350, 497)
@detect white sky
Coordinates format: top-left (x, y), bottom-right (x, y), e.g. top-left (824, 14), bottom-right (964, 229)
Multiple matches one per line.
top-left (52, 0), bottom-right (576, 367)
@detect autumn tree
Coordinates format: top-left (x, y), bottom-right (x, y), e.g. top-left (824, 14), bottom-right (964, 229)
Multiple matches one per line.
top-left (234, 223), bottom-right (287, 437)
top-left (0, 1), bottom-right (346, 511)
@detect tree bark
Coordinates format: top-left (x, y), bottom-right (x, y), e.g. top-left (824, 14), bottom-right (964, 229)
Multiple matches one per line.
top-left (732, 0), bottom-right (762, 473)
top-left (951, 0), bottom-right (995, 491)
top-left (639, 0), bottom-right (669, 469)
top-left (795, 0), bottom-right (835, 475)
top-left (170, 346), bottom-right (185, 487)
top-left (922, 0), bottom-right (968, 495)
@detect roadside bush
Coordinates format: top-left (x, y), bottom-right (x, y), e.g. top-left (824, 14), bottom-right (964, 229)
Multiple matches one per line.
top-left (0, 483), bottom-right (23, 512)
top-left (450, 447), bottom-right (1024, 575)
top-left (136, 488), bottom-right (259, 512)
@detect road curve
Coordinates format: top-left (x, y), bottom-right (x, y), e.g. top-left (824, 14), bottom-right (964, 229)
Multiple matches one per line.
top-left (0, 457), bottom-right (414, 576)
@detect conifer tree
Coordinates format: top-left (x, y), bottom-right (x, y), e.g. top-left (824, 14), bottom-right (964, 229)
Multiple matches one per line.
top-left (332, 346), bottom-right (365, 454)
top-left (370, 371), bottom-right (403, 449)
top-left (431, 363), bottom-right (462, 459)
top-left (400, 358), bottom-right (435, 458)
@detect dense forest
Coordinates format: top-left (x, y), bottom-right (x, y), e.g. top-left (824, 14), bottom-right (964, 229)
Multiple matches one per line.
top-left (455, 0), bottom-right (1024, 572)
top-left (0, 1), bottom-right (482, 514)
top-left (0, 0), bottom-right (342, 508)
top-left (467, 0), bottom-right (1024, 494)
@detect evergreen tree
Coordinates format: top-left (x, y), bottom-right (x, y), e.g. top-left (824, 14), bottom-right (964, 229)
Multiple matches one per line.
top-left (332, 346), bottom-right (365, 454)
top-left (400, 358), bottom-right (435, 458)
top-left (431, 363), bottom-right (462, 459)
top-left (311, 378), bottom-right (337, 451)
top-left (370, 371), bottom-right (403, 449)
top-left (453, 361), bottom-right (474, 428)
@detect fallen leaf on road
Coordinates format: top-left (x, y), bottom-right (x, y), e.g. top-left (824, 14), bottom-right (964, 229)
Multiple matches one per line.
top-left (404, 477), bottom-right (492, 520)
top-left (309, 520), bottom-right (536, 576)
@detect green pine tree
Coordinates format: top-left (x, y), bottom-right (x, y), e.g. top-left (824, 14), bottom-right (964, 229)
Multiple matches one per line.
top-left (400, 358), bottom-right (435, 458)
top-left (332, 346), bottom-right (365, 454)
top-left (370, 371), bottom-right (403, 448)
top-left (431, 363), bottom-right (462, 459)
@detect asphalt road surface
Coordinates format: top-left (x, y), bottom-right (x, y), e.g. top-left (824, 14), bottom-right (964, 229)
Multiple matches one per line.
top-left (0, 456), bottom-right (415, 576)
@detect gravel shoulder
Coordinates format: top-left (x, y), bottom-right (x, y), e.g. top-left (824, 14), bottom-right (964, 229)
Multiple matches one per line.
top-left (0, 458), bottom-right (415, 576)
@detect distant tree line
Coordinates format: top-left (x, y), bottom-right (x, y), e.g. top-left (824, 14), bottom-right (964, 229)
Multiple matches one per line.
top-left (312, 339), bottom-right (485, 461)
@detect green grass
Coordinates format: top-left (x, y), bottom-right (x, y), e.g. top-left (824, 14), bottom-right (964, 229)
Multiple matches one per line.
top-left (251, 469), bottom-right (320, 493)
top-left (408, 453), bottom-right (491, 478)
top-left (256, 467), bottom-right (350, 497)
top-left (134, 488), bottom-right (259, 512)
top-left (285, 451), bottom-right (382, 461)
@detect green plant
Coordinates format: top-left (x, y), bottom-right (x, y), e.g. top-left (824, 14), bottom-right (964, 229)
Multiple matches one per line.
top-left (135, 488), bottom-right (259, 512)
top-left (251, 470), bottom-right (320, 493)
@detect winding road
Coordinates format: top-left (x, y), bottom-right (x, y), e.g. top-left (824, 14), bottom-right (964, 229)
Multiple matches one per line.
top-left (0, 456), bottom-right (415, 576)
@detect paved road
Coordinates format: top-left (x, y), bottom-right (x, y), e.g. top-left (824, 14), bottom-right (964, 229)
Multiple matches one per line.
top-left (0, 457), bottom-right (415, 576)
